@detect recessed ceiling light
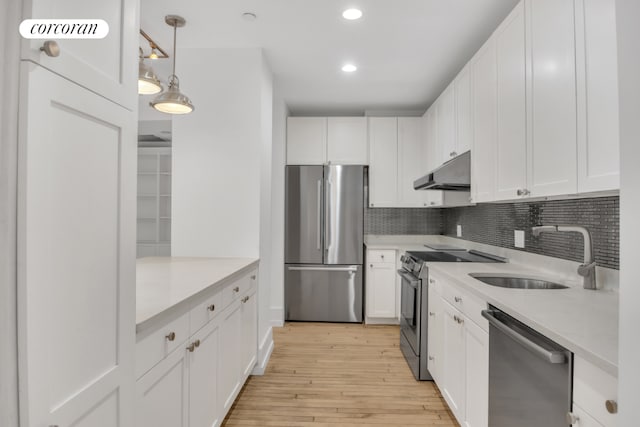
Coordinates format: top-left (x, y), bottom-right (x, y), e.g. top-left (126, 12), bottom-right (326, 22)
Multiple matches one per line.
top-left (342, 8), bottom-right (363, 20)
top-left (242, 12), bottom-right (257, 21)
top-left (342, 64), bottom-right (357, 73)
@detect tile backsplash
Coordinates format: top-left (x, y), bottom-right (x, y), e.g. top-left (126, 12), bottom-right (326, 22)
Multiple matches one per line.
top-left (365, 207), bottom-right (442, 235)
top-left (443, 196), bottom-right (619, 270)
top-left (366, 196), bottom-right (619, 270)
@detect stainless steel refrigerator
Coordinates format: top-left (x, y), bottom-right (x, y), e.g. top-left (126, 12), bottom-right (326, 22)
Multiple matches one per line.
top-left (285, 164), bottom-right (364, 323)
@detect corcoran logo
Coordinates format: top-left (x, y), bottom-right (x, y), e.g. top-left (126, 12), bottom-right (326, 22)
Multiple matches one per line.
top-left (19, 19), bottom-right (109, 39)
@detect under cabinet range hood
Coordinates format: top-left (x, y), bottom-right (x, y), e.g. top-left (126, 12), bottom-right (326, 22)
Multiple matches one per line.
top-left (414, 150), bottom-right (471, 191)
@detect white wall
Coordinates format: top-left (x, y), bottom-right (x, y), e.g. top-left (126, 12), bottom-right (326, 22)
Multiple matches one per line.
top-left (616, 0), bottom-right (640, 421)
top-left (256, 53), bottom-right (275, 370)
top-left (0, 1), bottom-right (21, 425)
top-left (172, 48), bottom-right (263, 257)
top-left (171, 47), bottom-right (278, 372)
top-left (269, 82), bottom-right (289, 326)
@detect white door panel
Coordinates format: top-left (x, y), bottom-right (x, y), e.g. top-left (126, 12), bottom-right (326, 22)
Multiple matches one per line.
top-left (18, 64), bottom-right (136, 427)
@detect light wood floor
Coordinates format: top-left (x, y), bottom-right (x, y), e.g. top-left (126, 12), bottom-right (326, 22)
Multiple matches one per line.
top-left (222, 322), bottom-right (459, 427)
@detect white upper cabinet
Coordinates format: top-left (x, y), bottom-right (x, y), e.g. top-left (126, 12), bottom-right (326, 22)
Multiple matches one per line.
top-left (454, 65), bottom-right (473, 155)
top-left (21, 0), bottom-right (138, 110)
top-left (495, 1), bottom-right (527, 201)
top-left (368, 117), bottom-right (398, 207)
top-left (526, 0), bottom-right (578, 197)
top-left (327, 117), bottom-right (368, 164)
top-left (287, 116), bottom-right (369, 165)
top-left (471, 37), bottom-right (497, 204)
top-left (437, 84), bottom-right (457, 163)
top-left (398, 117), bottom-right (429, 207)
top-left (575, 0), bottom-right (620, 192)
top-left (286, 117), bottom-right (327, 165)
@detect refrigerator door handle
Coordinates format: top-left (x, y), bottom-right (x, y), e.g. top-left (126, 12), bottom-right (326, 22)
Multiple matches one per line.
top-left (316, 179), bottom-right (322, 250)
top-left (287, 266), bottom-right (358, 273)
top-left (325, 179), bottom-right (332, 252)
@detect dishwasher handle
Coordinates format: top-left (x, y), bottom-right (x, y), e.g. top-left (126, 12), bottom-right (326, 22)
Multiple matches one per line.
top-left (481, 309), bottom-right (567, 364)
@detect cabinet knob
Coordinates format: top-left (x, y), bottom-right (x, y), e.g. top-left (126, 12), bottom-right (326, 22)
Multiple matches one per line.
top-left (251, 275), bottom-right (256, 280)
top-left (194, 339), bottom-right (201, 348)
top-left (40, 40), bottom-right (60, 57)
top-left (370, 264), bottom-right (373, 268)
top-left (242, 296), bottom-right (250, 303)
top-left (429, 312), bottom-right (435, 317)
top-left (566, 412), bottom-right (579, 425)
top-left (207, 304), bottom-right (215, 312)
top-left (454, 296), bottom-right (462, 303)
top-left (516, 188), bottom-right (530, 196)
top-left (428, 355), bottom-right (434, 361)
top-left (186, 343), bottom-right (196, 352)
top-left (430, 201), bottom-right (436, 206)
top-left (233, 286), bottom-right (240, 293)
top-left (165, 332), bottom-right (176, 342)
top-left (429, 279), bottom-right (435, 284)
top-left (605, 400), bottom-right (618, 414)
top-left (450, 151), bottom-right (457, 157)
top-left (380, 254), bottom-right (384, 259)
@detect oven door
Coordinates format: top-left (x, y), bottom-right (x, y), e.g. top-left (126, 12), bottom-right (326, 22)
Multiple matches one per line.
top-left (398, 269), bottom-right (421, 355)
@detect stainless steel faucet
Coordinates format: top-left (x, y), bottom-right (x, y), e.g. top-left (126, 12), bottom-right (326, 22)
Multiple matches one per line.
top-left (531, 225), bottom-right (597, 290)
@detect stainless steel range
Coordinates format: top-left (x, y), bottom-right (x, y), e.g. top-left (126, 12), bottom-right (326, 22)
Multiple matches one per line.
top-left (398, 249), bottom-right (506, 380)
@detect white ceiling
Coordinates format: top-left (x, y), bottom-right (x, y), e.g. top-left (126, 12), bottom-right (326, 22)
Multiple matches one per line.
top-left (140, 0), bottom-right (519, 115)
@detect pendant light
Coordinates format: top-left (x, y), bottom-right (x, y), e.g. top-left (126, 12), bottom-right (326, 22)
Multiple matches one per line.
top-left (150, 15), bottom-right (195, 114)
top-left (138, 48), bottom-right (163, 95)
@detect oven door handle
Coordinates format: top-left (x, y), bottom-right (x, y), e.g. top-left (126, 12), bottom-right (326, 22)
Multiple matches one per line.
top-left (481, 310), bottom-right (567, 364)
top-left (397, 270), bottom-right (420, 288)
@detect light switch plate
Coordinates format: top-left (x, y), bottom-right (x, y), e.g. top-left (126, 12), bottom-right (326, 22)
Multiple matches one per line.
top-left (457, 225), bottom-right (462, 237)
top-left (514, 230), bottom-right (525, 248)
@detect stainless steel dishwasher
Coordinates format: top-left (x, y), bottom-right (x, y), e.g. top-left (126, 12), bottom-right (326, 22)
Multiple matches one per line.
top-left (481, 306), bottom-right (572, 427)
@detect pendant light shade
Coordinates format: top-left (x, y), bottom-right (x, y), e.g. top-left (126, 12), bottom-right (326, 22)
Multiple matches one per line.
top-left (138, 58), bottom-right (163, 95)
top-left (151, 15), bottom-right (194, 114)
top-left (150, 75), bottom-right (194, 114)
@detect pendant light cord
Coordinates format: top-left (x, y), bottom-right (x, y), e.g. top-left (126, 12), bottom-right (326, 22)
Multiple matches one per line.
top-left (171, 22), bottom-right (177, 78)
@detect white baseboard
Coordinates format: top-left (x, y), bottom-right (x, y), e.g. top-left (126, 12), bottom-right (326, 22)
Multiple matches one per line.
top-left (270, 306), bottom-right (284, 327)
top-left (365, 317), bottom-right (400, 325)
top-left (251, 327), bottom-right (274, 375)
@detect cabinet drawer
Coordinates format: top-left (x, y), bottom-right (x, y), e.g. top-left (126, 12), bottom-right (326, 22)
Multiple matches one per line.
top-left (190, 290), bottom-right (223, 335)
top-left (571, 403), bottom-right (604, 427)
top-left (136, 311), bottom-right (190, 379)
top-left (222, 271), bottom-right (256, 308)
top-left (434, 274), bottom-right (488, 331)
top-left (573, 356), bottom-right (618, 426)
top-left (367, 250), bottom-right (396, 264)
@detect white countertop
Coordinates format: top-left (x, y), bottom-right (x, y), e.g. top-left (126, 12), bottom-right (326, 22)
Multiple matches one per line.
top-left (430, 262), bottom-right (619, 376)
top-left (365, 234), bottom-right (619, 375)
top-left (136, 257), bottom-right (259, 332)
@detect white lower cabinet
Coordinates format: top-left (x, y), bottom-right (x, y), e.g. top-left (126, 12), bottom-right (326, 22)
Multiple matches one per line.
top-left (219, 300), bottom-right (243, 415)
top-left (429, 273), bottom-right (488, 427)
top-left (136, 269), bottom-right (258, 427)
top-left (571, 355), bottom-right (618, 427)
top-left (463, 316), bottom-right (489, 427)
top-left (136, 347), bottom-right (189, 427)
top-left (441, 300), bottom-right (466, 421)
top-left (188, 320), bottom-right (221, 427)
top-left (365, 250), bottom-right (399, 323)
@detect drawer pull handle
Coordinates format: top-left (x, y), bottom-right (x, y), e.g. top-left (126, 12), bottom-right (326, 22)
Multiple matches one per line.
top-left (165, 332), bottom-right (176, 341)
top-left (187, 343), bottom-right (196, 352)
top-left (207, 304), bottom-right (216, 312)
top-left (566, 412), bottom-right (579, 425)
top-left (233, 286), bottom-right (240, 293)
top-left (454, 296), bottom-right (462, 303)
top-left (242, 296), bottom-right (250, 303)
top-left (605, 400), bottom-right (618, 414)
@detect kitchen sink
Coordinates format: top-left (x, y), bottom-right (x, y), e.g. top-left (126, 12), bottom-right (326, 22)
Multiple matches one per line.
top-left (469, 274), bottom-right (569, 289)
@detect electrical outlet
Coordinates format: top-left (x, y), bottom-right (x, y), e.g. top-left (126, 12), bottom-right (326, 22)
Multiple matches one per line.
top-left (514, 230), bottom-right (525, 248)
top-left (457, 225), bottom-right (462, 237)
